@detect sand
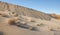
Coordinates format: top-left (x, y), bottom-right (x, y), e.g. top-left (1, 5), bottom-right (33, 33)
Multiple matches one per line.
top-left (0, 15), bottom-right (60, 35)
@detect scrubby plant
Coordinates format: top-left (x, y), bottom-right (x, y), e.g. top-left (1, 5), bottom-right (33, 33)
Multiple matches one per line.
top-left (8, 19), bottom-right (16, 25)
top-left (50, 28), bottom-right (55, 31)
top-left (30, 20), bottom-right (36, 22)
top-left (37, 24), bottom-right (40, 26)
top-left (9, 12), bottom-right (18, 17)
top-left (37, 23), bottom-right (45, 26)
top-left (8, 17), bottom-right (19, 25)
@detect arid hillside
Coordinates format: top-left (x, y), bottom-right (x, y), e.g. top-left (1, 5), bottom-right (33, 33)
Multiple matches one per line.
top-left (50, 14), bottom-right (60, 20)
top-left (0, 1), bottom-right (60, 35)
top-left (0, 1), bottom-right (52, 20)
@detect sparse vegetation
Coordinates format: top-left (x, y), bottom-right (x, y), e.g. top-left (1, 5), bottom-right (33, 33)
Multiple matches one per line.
top-left (8, 19), bottom-right (16, 25)
top-left (9, 12), bottom-right (18, 17)
top-left (30, 20), bottom-right (36, 22)
top-left (37, 23), bottom-right (45, 26)
top-left (37, 24), bottom-right (40, 26)
top-left (8, 17), bottom-right (19, 25)
top-left (49, 28), bottom-right (57, 31)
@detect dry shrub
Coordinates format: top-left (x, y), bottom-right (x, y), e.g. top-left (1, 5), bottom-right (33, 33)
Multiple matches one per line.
top-left (8, 17), bottom-right (19, 25)
top-left (30, 20), bottom-right (35, 22)
top-left (37, 24), bottom-right (40, 26)
top-left (8, 19), bottom-right (16, 25)
top-left (10, 12), bottom-right (18, 17)
top-left (0, 12), bottom-right (4, 15)
top-left (37, 23), bottom-right (44, 26)
top-left (50, 28), bottom-right (55, 31)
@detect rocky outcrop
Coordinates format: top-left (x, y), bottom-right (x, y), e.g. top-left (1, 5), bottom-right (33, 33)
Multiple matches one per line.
top-left (0, 1), bottom-right (52, 20)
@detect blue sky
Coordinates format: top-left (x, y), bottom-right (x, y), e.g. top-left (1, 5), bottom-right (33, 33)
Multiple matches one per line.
top-left (0, 0), bottom-right (60, 14)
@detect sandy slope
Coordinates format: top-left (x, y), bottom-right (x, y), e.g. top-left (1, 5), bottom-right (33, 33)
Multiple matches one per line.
top-left (0, 15), bottom-right (60, 35)
top-left (0, 1), bottom-right (60, 35)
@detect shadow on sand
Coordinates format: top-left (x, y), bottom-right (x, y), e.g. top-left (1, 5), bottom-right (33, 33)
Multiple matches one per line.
top-left (15, 23), bottom-right (38, 31)
top-left (0, 31), bottom-right (4, 35)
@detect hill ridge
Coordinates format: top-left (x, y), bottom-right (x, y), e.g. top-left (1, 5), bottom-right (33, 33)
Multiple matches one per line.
top-left (0, 1), bottom-right (52, 20)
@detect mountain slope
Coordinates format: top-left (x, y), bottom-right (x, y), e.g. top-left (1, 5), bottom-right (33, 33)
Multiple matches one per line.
top-left (0, 1), bottom-right (60, 35)
top-left (0, 1), bottom-right (52, 20)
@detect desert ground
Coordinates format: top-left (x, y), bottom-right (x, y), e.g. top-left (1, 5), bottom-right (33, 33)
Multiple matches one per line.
top-left (0, 1), bottom-right (60, 35)
top-left (0, 11), bottom-right (60, 35)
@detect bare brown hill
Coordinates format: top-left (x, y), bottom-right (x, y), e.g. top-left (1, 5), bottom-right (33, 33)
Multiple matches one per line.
top-left (0, 1), bottom-right (52, 20)
top-left (50, 13), bottom-right (60, 20)
top-left (0, 1), bottom-right (60, 35)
